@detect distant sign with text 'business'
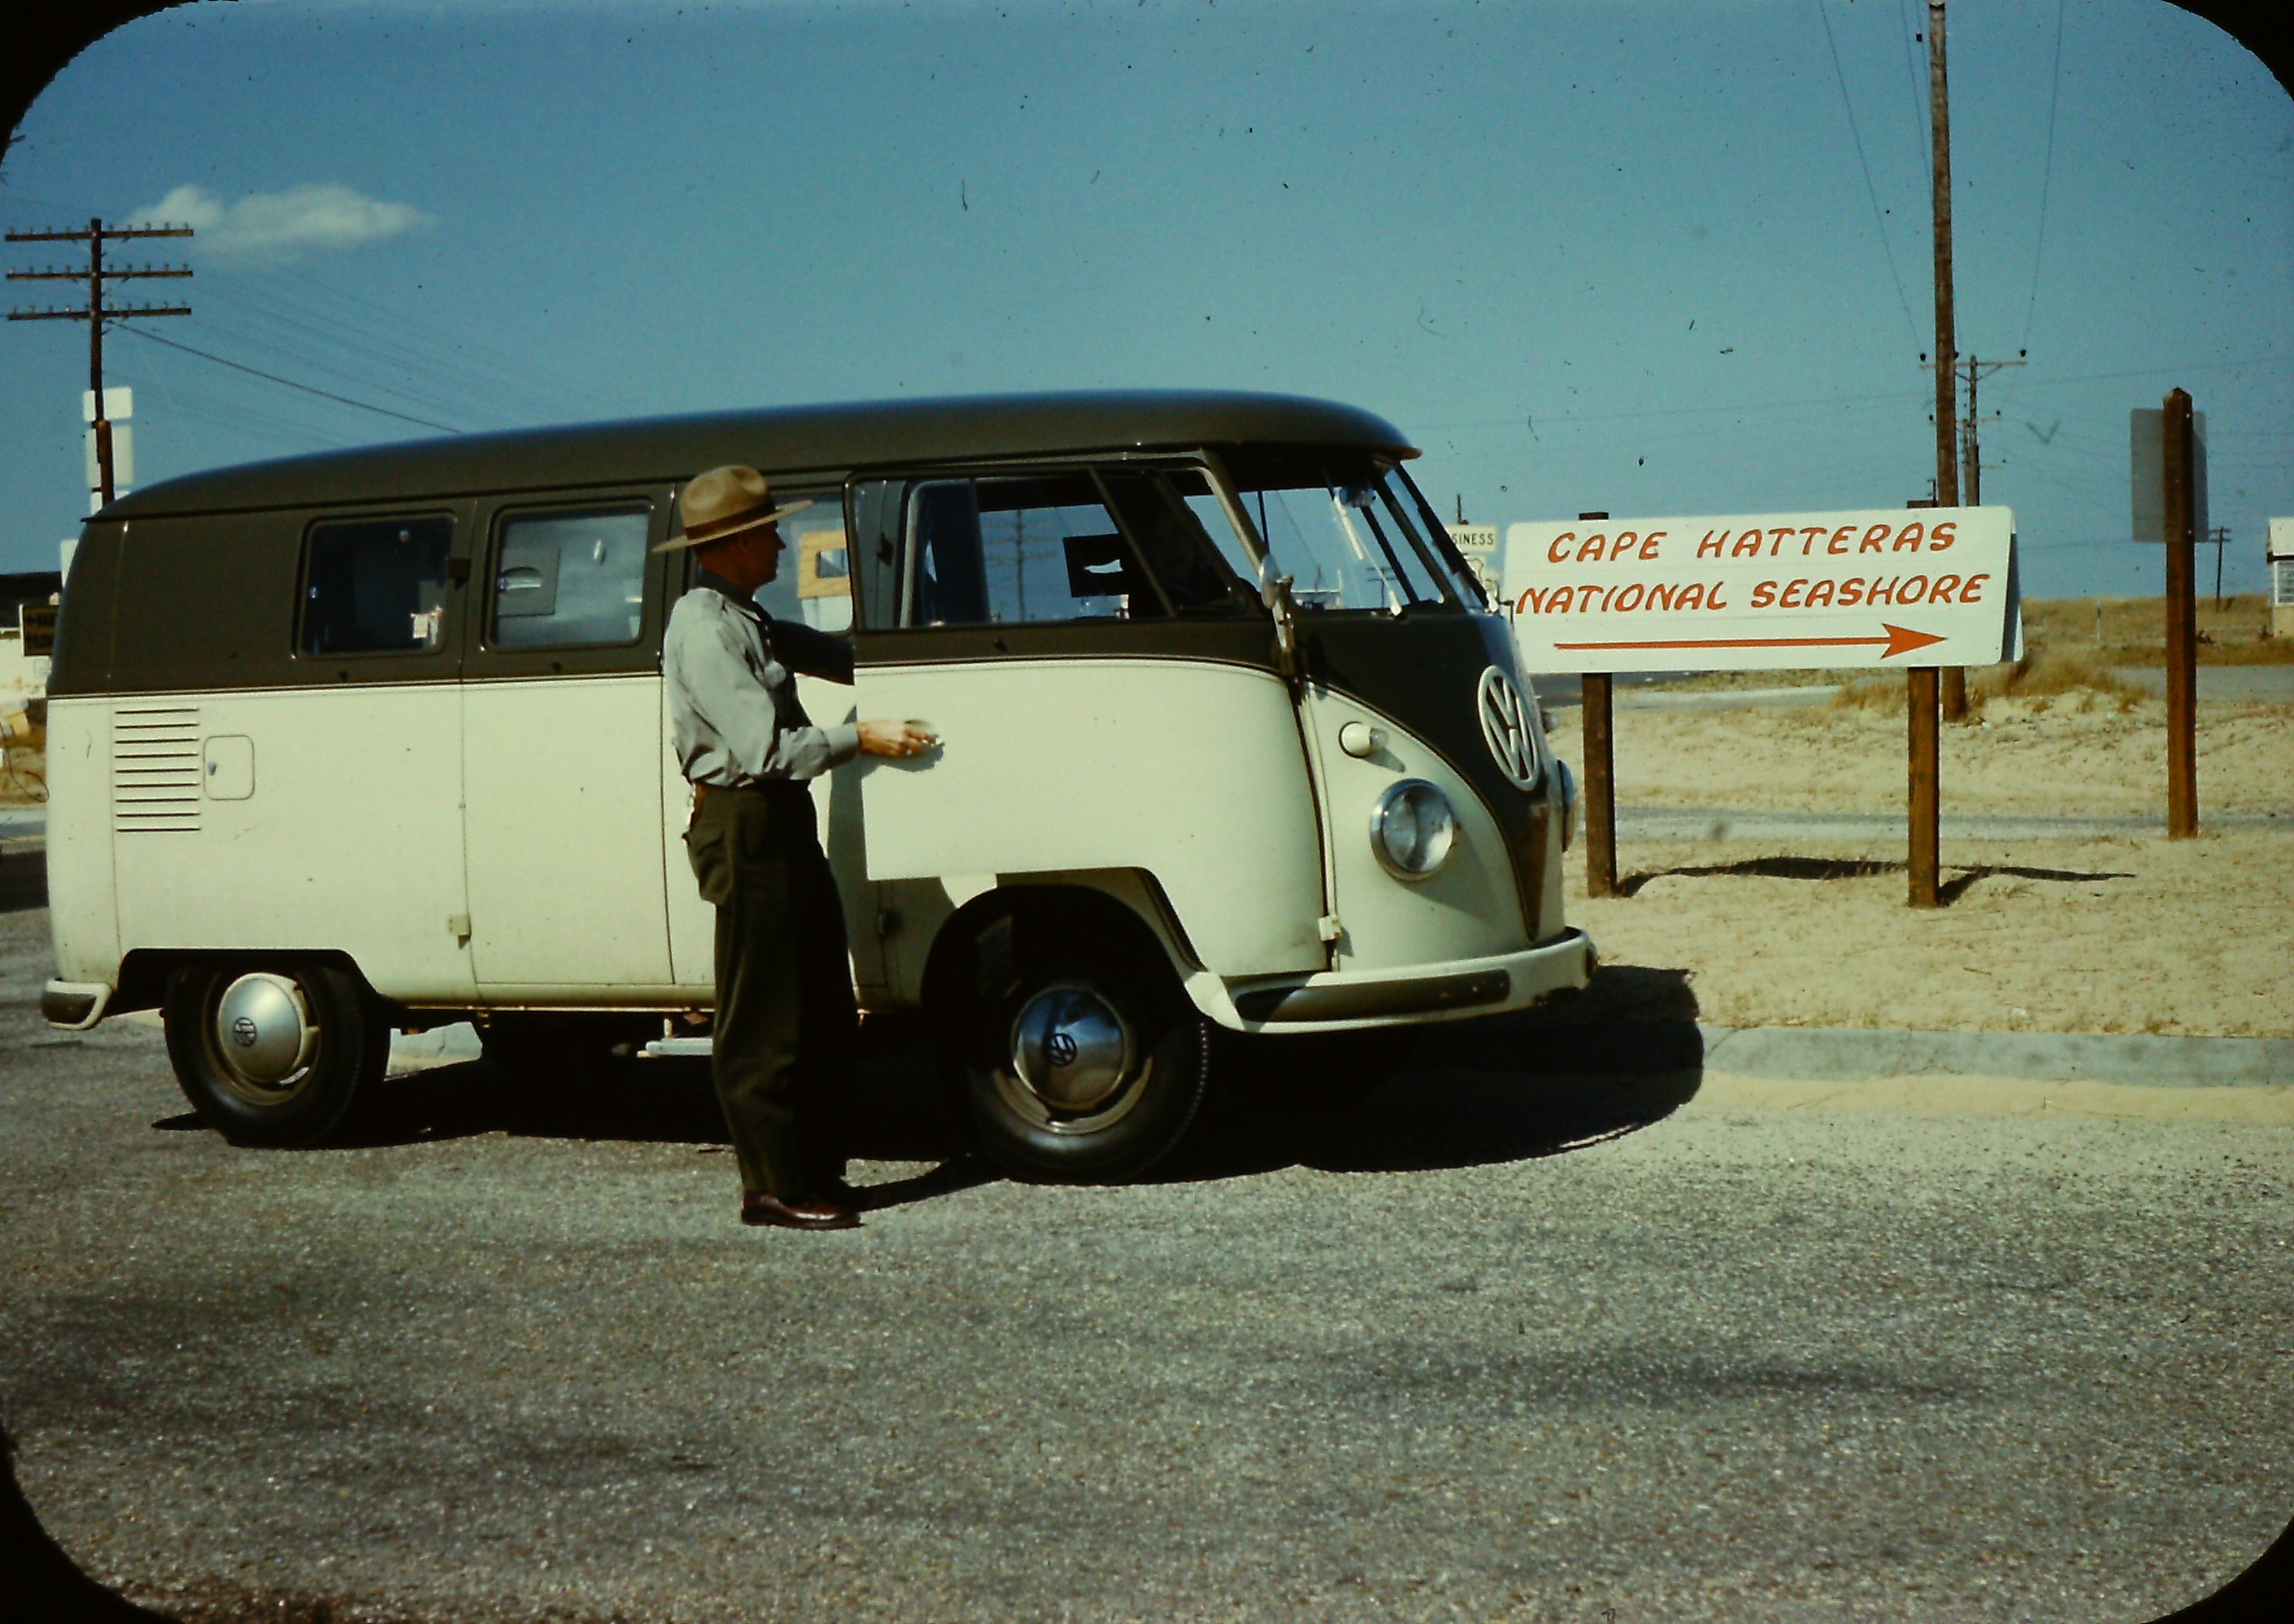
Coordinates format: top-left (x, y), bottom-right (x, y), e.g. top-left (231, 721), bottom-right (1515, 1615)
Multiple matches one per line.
top-left (1502, 508), bottom-right (2022, 674)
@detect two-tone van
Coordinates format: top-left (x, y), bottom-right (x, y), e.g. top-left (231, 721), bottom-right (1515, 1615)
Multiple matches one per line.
top-left (42, 390), bottom-right (1592, 1180)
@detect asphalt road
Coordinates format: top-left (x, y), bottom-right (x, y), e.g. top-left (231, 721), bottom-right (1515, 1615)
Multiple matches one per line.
top-left (3, 903), bottom-right (2291, 1624)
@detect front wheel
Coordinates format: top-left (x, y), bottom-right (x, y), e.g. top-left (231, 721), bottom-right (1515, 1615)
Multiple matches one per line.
top-left (162, 960), bottom-right (388, 1147)
top-left (950, 912), bottom-right (1209, 1183)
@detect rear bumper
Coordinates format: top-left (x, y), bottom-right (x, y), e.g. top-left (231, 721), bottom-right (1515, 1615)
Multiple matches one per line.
top-left (1205, 928), bottom-right (1596, 1034)
top-left (42, 980), bottom-right (114, 1031)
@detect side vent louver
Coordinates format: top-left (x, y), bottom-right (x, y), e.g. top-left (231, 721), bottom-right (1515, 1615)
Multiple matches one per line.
top-left (113, 705), bottom-right (202, 834)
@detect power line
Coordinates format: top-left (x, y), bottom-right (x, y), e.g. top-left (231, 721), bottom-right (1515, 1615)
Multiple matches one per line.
top-left (2019, 0), bottom-right (2068, 353)
top-left (1816, 0), bottom-right (1922, 351)
top-left (1894, 0), bottom-right (1930, 170)
top-left (116, 324), bottom-right (464, 435)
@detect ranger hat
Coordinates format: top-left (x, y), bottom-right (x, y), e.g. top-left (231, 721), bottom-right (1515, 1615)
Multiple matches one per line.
top-left (654, 464), bottom-right (814, 553)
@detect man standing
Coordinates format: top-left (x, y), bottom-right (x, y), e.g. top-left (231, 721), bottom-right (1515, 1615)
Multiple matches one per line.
top-left (658, 466), bottom-right (934, 1231)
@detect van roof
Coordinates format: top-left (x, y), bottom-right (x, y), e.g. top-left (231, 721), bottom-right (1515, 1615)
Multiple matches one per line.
top-left (101, 390), bottom-right (1419, 519)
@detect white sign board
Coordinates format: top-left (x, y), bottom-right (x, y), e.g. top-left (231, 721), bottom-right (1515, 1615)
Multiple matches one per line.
top-left (2130, 408), bottom-right (2207, 543)
top-left (82, 387), bottom-right (132, 423)
top-left (84, 423), bottom-right (134, 489)
top-left (1502, 507), bottom-right (2022, 674)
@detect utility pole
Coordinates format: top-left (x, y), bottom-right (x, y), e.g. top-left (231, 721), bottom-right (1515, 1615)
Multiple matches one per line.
top-left (1910, 0), bottom-right (1956, 907)
top-left (1957, 352), bottom-right (2025, 509)
top-left (2208, 525), bottom-right (2229, 610)
top-left (8, 216), bottom-right (193, 509)
top-left (1954, 349), bottom-right (2026, 726)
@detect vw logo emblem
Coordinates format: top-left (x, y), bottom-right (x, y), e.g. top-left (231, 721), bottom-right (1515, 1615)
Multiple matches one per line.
top-left (230, 1015), bottom-right (261, 1049)
top-left (1477, 667), bottom-right (1542, 790)
top-left (1044, 1031), bottom-right (1080, 1068)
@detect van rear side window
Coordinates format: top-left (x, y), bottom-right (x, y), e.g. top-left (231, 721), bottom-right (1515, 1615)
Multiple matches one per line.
top-left (301, 517), bottom-right (454, 656)
top-left (490, 506), bottom-right (650, 649)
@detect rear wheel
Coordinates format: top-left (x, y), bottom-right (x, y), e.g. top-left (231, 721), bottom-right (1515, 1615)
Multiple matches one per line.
top-left (162, 961), bottom-right (387, 1147)
top-left (943, 908), bottom-right (1209, 1183)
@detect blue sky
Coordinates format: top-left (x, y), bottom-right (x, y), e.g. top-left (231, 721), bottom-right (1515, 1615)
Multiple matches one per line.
top-left (3, 0), bottom-right (2288, 599)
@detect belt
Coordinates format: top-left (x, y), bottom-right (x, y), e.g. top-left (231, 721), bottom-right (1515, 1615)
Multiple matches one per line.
top-left (690, 779), bottom-right (811, 816)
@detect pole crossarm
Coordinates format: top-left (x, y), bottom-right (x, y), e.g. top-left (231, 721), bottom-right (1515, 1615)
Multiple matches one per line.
top-left (9, 265), bottom-right (193, 281)
top-left (6, 225), bottom-right (195, 242)
top-left (8, 305), bottom-right (193, 320)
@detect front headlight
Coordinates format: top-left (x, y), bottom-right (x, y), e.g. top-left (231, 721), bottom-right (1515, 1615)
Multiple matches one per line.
top-left (1370, 780), bottom-right (1457, 879)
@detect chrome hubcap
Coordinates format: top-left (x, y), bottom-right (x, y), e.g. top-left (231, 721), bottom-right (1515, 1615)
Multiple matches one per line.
top-left (1006, 981), bottom-right (1139, 1126)
top-left (212, 972), bottom-right (317, 1094)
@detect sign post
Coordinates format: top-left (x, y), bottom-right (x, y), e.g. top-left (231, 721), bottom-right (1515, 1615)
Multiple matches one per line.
top-left (1503, 508), bottom-right (2022, 906)
top-left (2131, 396), bottom-right (2205, 837)
top-left (1569, 513), bottom-right (1620, 898)
top-left (2162, 390), bottom-right (2198, 837)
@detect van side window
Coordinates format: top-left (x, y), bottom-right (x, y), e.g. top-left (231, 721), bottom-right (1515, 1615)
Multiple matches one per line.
top-left (901, 472), bottom-right (1249, 627)
top-left (490, 506), bottom-right (650, 649)
top-left (741, 497), bottom-right (852, 636)
top-left (301, 517), bottom-right (454, 656)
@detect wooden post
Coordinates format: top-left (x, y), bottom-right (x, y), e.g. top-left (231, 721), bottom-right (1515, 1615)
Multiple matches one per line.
top-left (2165, 388), bottom-right (2199, 838)
top-left (1908, 667), bottom-right (1941, 906)
top-left (1583, 672), bottom-right (1617, 898)
top-left (1575, 512), bottom-right (1618, 898)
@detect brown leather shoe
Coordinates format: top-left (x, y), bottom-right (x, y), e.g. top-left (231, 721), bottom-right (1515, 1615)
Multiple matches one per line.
top-left (741, 1189), bottom-right (861, 1231)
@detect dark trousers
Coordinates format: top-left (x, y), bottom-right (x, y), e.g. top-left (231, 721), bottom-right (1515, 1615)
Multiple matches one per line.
top-left (683, 783), bottom-right (857, 1199)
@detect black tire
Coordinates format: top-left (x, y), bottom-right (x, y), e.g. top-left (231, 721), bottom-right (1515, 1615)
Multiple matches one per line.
top-left (946, 908), bottom-right (1210, 1183)
top-left (162, 961), bottom-right (387, 1148)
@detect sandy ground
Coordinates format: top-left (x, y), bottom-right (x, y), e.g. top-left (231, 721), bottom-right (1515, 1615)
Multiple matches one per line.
top-left (1555, 695), bottom-right (2294, 1038)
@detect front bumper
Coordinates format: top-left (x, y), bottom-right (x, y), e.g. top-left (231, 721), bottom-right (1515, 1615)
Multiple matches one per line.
top-left (43, 980), bottom-right (114, 1031)
top-left (1203, 927), bottom-right (1596, 1034)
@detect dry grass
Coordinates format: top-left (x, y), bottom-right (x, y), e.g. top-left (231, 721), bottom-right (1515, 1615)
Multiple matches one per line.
top-left (1830, 651), bottom-right (2146, 717)
top-left (2023, 593), bottom-right (2294, 665)
top-left (1, 724), bottom-right (46, 805)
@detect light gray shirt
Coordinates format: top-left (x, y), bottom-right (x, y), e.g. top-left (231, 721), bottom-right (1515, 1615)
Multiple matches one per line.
top-left (663, 578), bottom-right (860, 788)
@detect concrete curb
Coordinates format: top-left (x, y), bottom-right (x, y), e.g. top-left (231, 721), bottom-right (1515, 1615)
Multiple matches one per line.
top-left (1700, 1025), bottom-right (2293, 1089)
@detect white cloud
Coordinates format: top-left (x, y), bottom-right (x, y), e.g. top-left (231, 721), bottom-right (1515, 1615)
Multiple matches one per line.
top-left (126, 183), bottom-right (433, 263)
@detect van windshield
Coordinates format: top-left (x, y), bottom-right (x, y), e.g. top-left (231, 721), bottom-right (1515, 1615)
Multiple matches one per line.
top-left (1192, 456), bottom-right (1462, 612)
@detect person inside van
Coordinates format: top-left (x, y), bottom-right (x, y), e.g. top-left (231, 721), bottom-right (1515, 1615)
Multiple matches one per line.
top-left (659, 465), bottom-right (936, 1233)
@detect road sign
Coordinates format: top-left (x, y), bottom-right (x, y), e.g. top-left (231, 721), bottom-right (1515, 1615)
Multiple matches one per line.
top-left (82, 387), bottom-right (132, 422)
top-left (19, 603), bottom-right (57, 657)
top-left (2131, 407), bottom-right (2207, 543)
top-left (1502, 507), bottom-right (2022, 673)
top-left (84, 422), bottom-right (133, 490)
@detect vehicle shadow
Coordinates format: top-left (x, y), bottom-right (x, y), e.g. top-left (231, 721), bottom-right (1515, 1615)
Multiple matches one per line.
top-left (1166, 964), bottom-right (1705, 1182)
top-left (0, 846), bottom-right (46, 915)
top-left (151, 968), bottom-right (1705, 1201)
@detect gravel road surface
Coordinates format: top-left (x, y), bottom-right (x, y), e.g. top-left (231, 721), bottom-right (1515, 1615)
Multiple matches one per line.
top-left (3, 905), bottom-right (2290, 1624)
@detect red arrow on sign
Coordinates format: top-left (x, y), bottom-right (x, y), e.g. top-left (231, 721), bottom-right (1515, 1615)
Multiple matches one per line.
top-left (1551, 622), bottom-right (1948, 660)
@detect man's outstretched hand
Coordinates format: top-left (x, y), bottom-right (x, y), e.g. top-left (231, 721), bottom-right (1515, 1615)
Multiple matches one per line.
top-left (857, 719), bottom-right (938, 759)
